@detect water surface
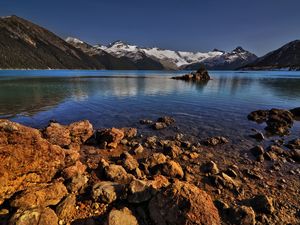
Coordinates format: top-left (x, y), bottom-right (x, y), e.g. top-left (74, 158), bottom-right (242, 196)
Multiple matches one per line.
top-left (0, 70), bottom-right (299, 147)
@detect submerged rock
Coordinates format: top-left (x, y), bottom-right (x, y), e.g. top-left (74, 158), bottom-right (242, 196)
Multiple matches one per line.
top-left (0, 120), bottom-right (65, 205)
top-left (248, 108), bottom-right (294, 135)
top-left (149, 180), bottom-right (220, 225)
top-left (204, 136), bottom-right (229, 146)
top-left (172, 65), bottom-right (211, 82)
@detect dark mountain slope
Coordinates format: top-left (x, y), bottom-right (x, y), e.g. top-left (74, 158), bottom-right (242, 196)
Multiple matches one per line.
top-left (242, 40), bottom-right (300, 70)
top-left (0, 16), bottom-right (104, 69)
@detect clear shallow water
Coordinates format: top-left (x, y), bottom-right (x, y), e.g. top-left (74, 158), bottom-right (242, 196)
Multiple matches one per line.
top-left (0, 70), bottom-right (300, 145)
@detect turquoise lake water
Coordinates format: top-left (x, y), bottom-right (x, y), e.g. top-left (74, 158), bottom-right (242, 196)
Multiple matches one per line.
top-left (0, 70), bottom-right (299, 146)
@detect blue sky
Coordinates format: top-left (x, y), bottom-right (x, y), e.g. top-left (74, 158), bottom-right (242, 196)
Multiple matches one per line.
top-left (1, 0), bottom-right (300, 56)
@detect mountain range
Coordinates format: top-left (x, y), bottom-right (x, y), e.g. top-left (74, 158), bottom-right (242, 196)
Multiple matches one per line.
top-left (0, 15), bottom-right (299, 70)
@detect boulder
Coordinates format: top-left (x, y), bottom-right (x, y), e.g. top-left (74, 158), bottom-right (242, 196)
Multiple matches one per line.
top-left (266, 109), bottom-right (294, 135)
top-left (92, 181), bottom-right (124, 204)
top-left (9, 207), bottom-right (58, 225)
top-left (120, 127), bottom-right (137, 139)
top-left (56, 194), bottom-right (76, 220)
top-left (249, 195), bottom-right (274, 214)
top-left (228, 206), bottom-right (256, 225)
top-left (127, 179), bottom-right (153, 203)
top-left (66, 174), bottom-right (89, 193)
top-left (161, 160), bottom-right (184, 178)
top-left (62, 161), bottom-right (86, 179)
top-left (106, 207), bottom-right (138, 225)
top-left (96, 128), bottom-right (124, 149)
top-left (68, 120), bottom-right (94, 144)
top-left (248, 109), bottom-right (294, 135)
top-left (43, 120), bottom-right (93, 147)
top-left (146, 153), bottom-right (167, 169)
top-left (105, 165), bottom-right (134, 184)
top-left (164, 144), bottom-right (182, 158)
top-left (10, 182), bottom-right (68, 209)
top-left (43, 122), bottom-right (71, 147)
top-left (0, 120), bottom-right (65, 205)
top-left (149, 180), bottom-right (220, 225)
top-left (122, 152), bottom-right (139, 171)
top-left (202, 161), bottom-right (219, 174)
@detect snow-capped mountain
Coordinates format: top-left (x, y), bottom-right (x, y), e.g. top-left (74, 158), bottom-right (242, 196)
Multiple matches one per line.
top-left (91, 40), bottom-right (257, 70)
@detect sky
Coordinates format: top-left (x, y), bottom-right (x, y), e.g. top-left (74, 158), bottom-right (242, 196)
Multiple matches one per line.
top-left (0, 0), bottom-right (300, 56)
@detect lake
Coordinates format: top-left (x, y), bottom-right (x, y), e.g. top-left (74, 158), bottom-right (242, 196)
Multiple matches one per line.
top-left (0, 70), bottom-right (300, 148)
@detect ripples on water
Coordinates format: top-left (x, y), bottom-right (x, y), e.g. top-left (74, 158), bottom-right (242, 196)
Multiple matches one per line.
top-left (0, 70), bottom-right (299, 147)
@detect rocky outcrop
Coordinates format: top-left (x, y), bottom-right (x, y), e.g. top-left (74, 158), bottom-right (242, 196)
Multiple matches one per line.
top-left (10, 182), bottom-right (67, 209)
top-left (43, 120), bottom-right (93, 148)
top-left (172, 65), bottom-right (210, 82)
top-left (248, 108), bottom-right (294, 135)
top-left (0, 120), bottom-right (65, 205)
top-left (149, 180), bottom-right (220, 225)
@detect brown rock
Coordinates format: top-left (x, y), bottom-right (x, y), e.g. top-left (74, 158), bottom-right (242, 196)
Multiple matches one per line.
top-left (152, 122), bottom-right (167, 130)
top-left (43, 120), bottom-right (93, 147)
top-left (10, 182), bottom-right (68, 209)
top-left (250, 195), bottom-right (274, 214)
top-left (157, 116), bottom-right (175, 126)
top-left (128, 179), bottom-right (153, 203)
top-left (164, 144), bottom-right (182, 158)
top-left (96, 128), bottom-right (124, 149)
top-left (147, 175), bottom-right (170, 190)
top-left (204, 136), bottom-right (229, 146)
top-left (92, 181), bottom-right (124, 204)
top-left (149, 180), bottom-right (220, 225)
top-left (120, 128), bottom-right (137, 138)
top-left (62, 161), bottom-right (86, 179)
top-left (44, 122), bottom-right (71, 147)
top-left (105, 165), bottom-right (134, 184)
top-left (68, 120), bottom-right (93, 144)
top-left (106, 207), bottom-right (138, 225)
top-left (122, 152), bottom-right (139, 171)
top-left (203, 161), bottom-right (219, 174)
top-left (161, 160), bottom-right (184, 178)
top-left (9, 207), bottom-right (58, 225)
top-left (66, 174), bottom-right (89, 193)
top-left (56, 194), bottom-right (76, 220)
top-left (147, 153), bottom-right (167, 169)
top-left (0, 120), bottom-right (65, 205)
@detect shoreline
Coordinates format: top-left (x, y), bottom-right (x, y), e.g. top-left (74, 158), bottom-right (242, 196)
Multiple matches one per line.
top-left (0, 111), bottom-right (299, 224)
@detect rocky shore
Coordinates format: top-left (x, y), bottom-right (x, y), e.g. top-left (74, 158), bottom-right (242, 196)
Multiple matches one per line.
top-left (0, 111), bottom-right (299, 224)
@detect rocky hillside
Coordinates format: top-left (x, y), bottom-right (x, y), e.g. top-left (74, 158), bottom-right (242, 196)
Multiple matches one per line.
top-left (0, 16), bottom-right (107, 69)
top-left (241, 40), bottom-right (300, 70)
